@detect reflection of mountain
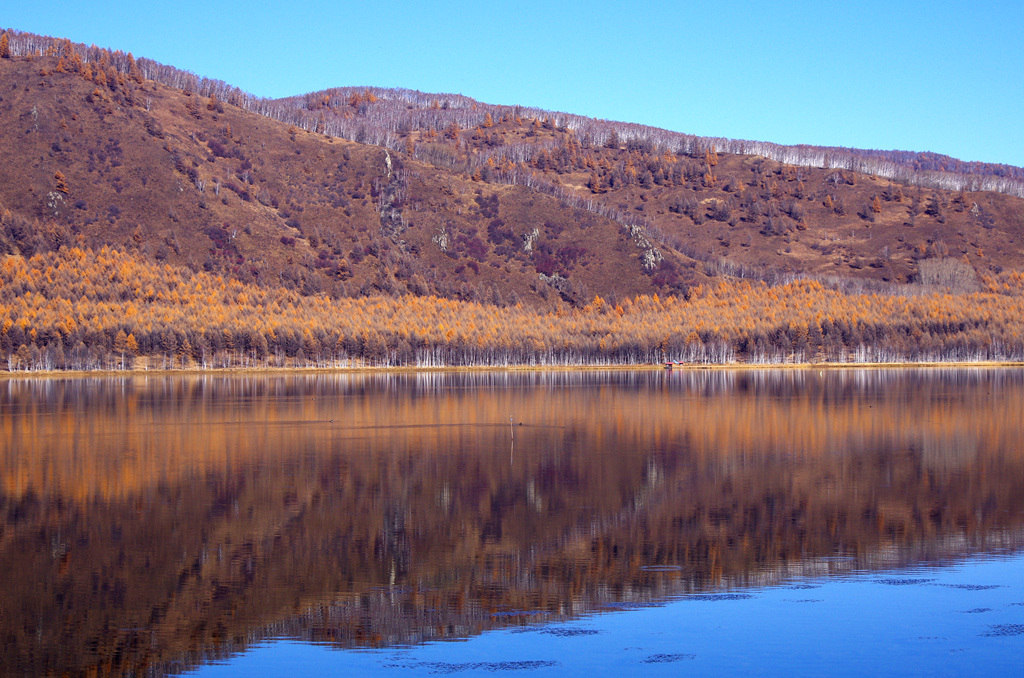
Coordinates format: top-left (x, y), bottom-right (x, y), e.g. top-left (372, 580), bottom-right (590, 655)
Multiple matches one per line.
top-left (1, 370), bottom-right (1023, 675)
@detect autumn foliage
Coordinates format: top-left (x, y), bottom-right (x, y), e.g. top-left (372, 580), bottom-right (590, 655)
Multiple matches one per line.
top-left (2, 247), bottom-right (1023, 371)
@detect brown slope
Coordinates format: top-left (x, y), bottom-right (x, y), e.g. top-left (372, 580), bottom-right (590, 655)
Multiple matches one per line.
top-left (555, 147), bottom-right (1024, 286)
top-left (263, 86), bottom-right (1024, 289)
top-left (386, 109), bottom-right (1024, 288)
top-left (0, 54), bottom-right (704, 307)
top-left (2, 36), bottom-right (1023, 306)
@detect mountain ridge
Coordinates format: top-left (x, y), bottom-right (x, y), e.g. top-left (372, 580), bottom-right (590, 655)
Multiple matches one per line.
top-left (2, 27), bottom-right (1024, 368)
top-left (4, 27), bottom-right (1023, 196)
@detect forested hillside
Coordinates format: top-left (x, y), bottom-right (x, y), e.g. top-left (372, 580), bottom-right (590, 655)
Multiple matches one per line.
top-left (1, 28), bottom-right (1023, 369)
top-left (3, 247), bottom-right (1024, 370)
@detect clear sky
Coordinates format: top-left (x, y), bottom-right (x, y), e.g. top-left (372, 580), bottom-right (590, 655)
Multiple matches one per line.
top-left (6, 2), bottom-right (1023, 167)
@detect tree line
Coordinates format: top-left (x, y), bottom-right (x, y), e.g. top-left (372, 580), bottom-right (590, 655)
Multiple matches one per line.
top-left (2, 247), bottom-right (1023, 371)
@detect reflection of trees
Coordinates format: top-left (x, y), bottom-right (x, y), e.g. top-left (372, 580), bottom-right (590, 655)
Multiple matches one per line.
top-left (1, 370), bottom-right (1023, 675)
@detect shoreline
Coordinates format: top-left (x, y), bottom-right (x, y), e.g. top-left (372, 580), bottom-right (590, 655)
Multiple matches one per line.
top-left (2, 360), bottom-right (1024, 381)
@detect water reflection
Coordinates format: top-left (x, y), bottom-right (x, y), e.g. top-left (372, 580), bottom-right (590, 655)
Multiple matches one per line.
top-left (1, 368), bottom-right (1022, 676)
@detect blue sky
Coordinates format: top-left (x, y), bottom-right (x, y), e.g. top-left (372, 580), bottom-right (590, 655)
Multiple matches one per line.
top-left (7, 2), bottom-right (1023, 166)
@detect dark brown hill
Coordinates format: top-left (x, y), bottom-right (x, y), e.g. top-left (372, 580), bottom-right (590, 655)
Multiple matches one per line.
top-left (0, 52), bottom-right (705, 306)
top-left (315, 93), bottom-right (1024, 289)
top-left (1, 30), bottom-right (1023, 309)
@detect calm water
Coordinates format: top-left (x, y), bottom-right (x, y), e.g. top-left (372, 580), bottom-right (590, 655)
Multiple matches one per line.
top-left (1, 369), bottom-right (1022, 676)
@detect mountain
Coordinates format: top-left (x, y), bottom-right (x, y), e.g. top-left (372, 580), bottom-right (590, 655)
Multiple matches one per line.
top-left (3, 30), bottom-right (1024, 302)
top-left (1, 29), bottom-right (1024, 368)
top-left (0, 38), bottom-right (708, 307)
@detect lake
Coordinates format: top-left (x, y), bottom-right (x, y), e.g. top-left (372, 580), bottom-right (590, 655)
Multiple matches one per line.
top-left (1, 368), bottom-right (1022, 676)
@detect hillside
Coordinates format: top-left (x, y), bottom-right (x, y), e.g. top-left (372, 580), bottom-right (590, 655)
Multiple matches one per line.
top-left (1, 29), bottom-right (1024, 368)
top-left (2, 32), bottom-right (1024, 299)
top-left (0, 46), bottom-right (706, 307)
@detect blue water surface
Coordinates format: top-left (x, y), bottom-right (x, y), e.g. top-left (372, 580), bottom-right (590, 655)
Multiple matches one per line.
top-left (182, 550), bottom-right (1024, 677)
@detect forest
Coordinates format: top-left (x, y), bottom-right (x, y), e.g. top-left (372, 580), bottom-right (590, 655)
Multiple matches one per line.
top-left (3, 247), bottom-right (1024, 370)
